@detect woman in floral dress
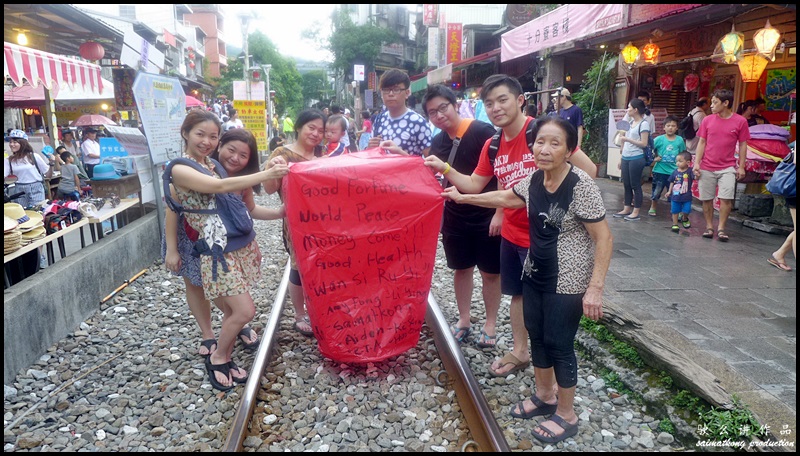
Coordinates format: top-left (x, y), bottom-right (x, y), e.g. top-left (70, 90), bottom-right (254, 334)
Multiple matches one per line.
top-left (169, 110), bottom-right (288, 391)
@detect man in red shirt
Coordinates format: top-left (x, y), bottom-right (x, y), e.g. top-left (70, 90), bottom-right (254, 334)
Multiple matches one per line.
top-left (425, 74), bottom-right (595, 377)
top-left (692, 89), bottom-right (749, 242)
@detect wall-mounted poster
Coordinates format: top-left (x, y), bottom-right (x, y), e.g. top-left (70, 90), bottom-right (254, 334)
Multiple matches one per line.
top-left (761, 68), bottom-right (796, 112)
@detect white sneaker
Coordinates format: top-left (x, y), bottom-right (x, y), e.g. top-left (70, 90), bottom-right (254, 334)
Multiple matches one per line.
top-left (39, 255), bottom-right (48, 269)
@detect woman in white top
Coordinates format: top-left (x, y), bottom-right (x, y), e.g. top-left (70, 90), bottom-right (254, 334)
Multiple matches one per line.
top-left (613, 99), bottom-right (651, 221)
top-left (4, 130), bottom-right (51, 207)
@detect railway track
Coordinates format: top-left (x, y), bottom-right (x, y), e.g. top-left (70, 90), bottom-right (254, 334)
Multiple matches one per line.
top-left (223, 261), bottom-right (510, 452)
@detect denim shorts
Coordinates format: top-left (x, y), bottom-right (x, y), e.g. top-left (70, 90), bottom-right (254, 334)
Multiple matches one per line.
top-left (671, 200), bottom-right (692, 215)
top-left (499, 237), bottom-right (528, 296)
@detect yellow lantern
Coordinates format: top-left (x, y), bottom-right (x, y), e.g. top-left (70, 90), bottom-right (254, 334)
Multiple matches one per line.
top-left (716, 25), bottom-right (744, 64)
top-left (621, 42), bottom-right (640, 67)
top-left (640, 40), bottom-right (660, 65)
top-left (737, 54), bottom-right (769, 83)
top-left (754, 20), bottom-right (781, 61)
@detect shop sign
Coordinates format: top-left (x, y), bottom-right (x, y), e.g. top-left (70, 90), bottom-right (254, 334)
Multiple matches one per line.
top-left (381, 43), bottom-right (404, 57)
top-left (506, 5), bottom-right (538, 28)
top-left (465, 61), bottom-right (498, 88)
top-left (428, 28), bottom-right (440, 67)
top-left (501, 4), bottom-right (623, 62)
top-left (423, 4), bottom-right (438, 27)
top-left (675, 22), bottom-right (731, 58)
top-left (368, 72), bottom-right (377, 90)
top-left (446, 23), bottom-right (463, 65)
top-left (233, 100), bottom-right (267, 151)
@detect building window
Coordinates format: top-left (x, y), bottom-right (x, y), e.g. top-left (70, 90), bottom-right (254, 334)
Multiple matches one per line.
top-left (119, 5), bottom-right (136, 21)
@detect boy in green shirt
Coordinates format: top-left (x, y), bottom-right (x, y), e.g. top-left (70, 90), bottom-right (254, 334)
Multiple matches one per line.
top-left (649, 116), bottom-right (686, 216)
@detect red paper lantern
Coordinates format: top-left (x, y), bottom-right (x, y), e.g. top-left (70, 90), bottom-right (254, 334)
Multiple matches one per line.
top-left (684, 73), bottom-right (700, 93)
top-left (659, 74), bottom-right (674, 91)
top-left (700, 66), bottom-right (716, 82)
top-left (188, 61), bottom-right (196, 69)
top-left (79, 41), bottom-right (105, 61)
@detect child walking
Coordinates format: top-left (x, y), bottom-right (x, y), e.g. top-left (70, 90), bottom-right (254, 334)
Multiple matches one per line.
top-left (649, 116), bottom-right (686, 216)
top-left (667, 152), bottom-right (694, 233)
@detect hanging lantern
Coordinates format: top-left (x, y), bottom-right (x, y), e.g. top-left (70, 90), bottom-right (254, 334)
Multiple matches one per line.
top-left (737, 54), bottom-right (769, 83)
top-left (620, 42), bottom-right (640, 67)
top-left (640, 41), bottom-right (660, 65)
top-left (713, 25), bottom-right (743, 64)
top-left (187, 46), bottom-right (194, 52)
top-left (79, 41), bottom-right (105, 61)
top-left (188, 52), bottom-right (196, 60)
top-left (188, 61), bottom-right (196, 69)
top-left (700, 66), bottom-right (716, 82)
top-left (684, 73), bottom-right (700, 93)
top-left (659, 73), bottom-right (674, 91)
top-left (753, 20), bottom-right (781, 61)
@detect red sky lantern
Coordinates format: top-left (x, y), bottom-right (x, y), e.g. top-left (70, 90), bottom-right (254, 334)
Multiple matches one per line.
top-left (79, 41), bottom-right (105, 61)
top-left (659, 73), bottom-right (674, 91)
top-left (684, 73), bottom-right (700, 93)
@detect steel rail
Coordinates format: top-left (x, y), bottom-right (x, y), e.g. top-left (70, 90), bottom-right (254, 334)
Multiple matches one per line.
top-left (224, 260), bottom-right (291, 452)
top-left (425, 292), bottom-right (510, 452)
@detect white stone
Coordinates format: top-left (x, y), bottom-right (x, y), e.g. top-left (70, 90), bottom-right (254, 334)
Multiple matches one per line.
top-left (263, 414), bottom-right (278, 425)
top-left (601, 430), bottom-right (615, 437)
top-left (58, 426), bottom-right (70, 432)
top-left (169, 354), bottom-right (181, 362)
top-left (122, 425), bottom-right (138, 435)
top-left (430, 446), bottom-right (447, 452)
top-left (402, 410), bottom-right (416, 418)
top-left (160, 369), bottom-right (176, 377)
top-left (95, 430), bottom-right (106, 441)
top-left (161, 281), bottom-right (172, 287)
top-left (113, 307), bottom-right (128, 313)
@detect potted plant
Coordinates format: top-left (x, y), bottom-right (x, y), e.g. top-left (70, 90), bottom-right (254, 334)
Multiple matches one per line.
top-left (572, 53), bottom-right (618, 178)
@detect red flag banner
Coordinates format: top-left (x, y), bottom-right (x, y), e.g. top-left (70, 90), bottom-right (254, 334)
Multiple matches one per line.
top-left (446, 23), bottom-right (463, 65)
top-left (284, 151), bottom-right (444, 362)
top-left (423, 4), bottom-right (439, 27)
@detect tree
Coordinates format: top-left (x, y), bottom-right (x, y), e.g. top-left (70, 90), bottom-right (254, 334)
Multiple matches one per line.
top-left (208, 31), bottom-right (305, 118)
top-left (571, 52), bottom-right (618, 165)
top-left (305, 8), bottom-right (400, 101)
top-left (302, 70), bottom-right (332, 107)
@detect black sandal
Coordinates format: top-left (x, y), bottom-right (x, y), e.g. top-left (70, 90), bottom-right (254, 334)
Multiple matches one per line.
top-left (237, 326), bottom-right (259, 351)
top-left (228, 361), bottom-right (248, 384)
top-left (199, 338), bottom-right (217, 358)
top-left (205, 358), bottom-right (233, 392)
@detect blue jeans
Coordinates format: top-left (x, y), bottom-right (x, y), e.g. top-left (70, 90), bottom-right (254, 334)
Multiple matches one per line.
top-left (621, 156), bottom-right (646, 208)
top-left (651, 172), bottom-right (671, 201)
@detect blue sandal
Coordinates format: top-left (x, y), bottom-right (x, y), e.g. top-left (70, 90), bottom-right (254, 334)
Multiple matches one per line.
top-left (450, 325), bottom-right (471, 344)
top-left (476, 329), bottom-right (497, 348)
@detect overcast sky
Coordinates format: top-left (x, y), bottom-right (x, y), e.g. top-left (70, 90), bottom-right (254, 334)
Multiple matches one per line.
top-left (222, 5), bottom-right (335, 62)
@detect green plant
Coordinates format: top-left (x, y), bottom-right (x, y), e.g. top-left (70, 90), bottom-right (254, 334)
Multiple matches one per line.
top-left (571, 53), bottom-right (618, 164)
top-left (580, 317), bottom-right (644, 368)
top-left (658, 418), bottom-right (676, 434)
top-left (698, 396), bottom-right (768, 441)
top-left (658, 371), bottom-right (674, 389)
top-left (672, 389), bottom-right (700, 410)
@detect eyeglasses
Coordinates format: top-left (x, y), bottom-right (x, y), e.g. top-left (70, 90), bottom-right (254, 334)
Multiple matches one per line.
top-left (380, 87), bottom-right (408, 96)
top-left (427, 103), bottom-right (451, 118)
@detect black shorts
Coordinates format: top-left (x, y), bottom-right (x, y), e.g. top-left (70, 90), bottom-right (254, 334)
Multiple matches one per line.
top-left (289, 268), bottom-right (302, 286)
top-left (441, 231), bottom-right (501, 274)
top-left (500, 237), bottom-right (528, 296)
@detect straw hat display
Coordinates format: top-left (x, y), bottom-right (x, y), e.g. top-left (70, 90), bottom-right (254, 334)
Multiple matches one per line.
top-left (4, 229), bottom-right (22, 254)
top-left (21, 226), bottom-right (46, 243)
top-left (3, 203), bottom-right (42, 232)
top-left (4, 215), bottom-right (18, 233)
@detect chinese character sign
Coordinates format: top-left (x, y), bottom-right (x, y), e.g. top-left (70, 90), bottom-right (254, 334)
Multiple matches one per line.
top-left (354, 64), bottom-right (365, 82)
top-left (423, 4), bottom-right (439, 27)
top-left (446, 23), bottom-right (463, 65)
top-left (428, 28), bottom-right (440, 67)
top-left (284, 151), bottom-right (444, 362)
top-left (501, 4), bottom-right (624, 62)
top-left (233, 100), bottom-right (267, 151)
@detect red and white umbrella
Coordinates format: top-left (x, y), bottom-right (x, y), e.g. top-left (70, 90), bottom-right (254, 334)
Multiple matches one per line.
top-left (71, 114), bottom-right (116, 127)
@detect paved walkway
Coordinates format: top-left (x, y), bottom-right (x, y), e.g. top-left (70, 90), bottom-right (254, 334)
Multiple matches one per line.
top-left (595, 177), bottom-right (796, 443)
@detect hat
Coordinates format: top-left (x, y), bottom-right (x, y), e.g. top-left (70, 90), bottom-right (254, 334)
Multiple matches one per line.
top-left (91, 163), bottom-right (120, 181)
top-left (21, 225), bottom-right (46, 240)
top-left (4, 203), bottom-right (42, 231)
top-left (344, 109), bottom-right (351, 116)
top-left (4, 215), bottom-right (18, 232)
top-left (3, 230), bottom-right (22, 254)
top-left (551, 88), bottom-right (571, 98)
top-left (8, 129), bottom-right (28, 140)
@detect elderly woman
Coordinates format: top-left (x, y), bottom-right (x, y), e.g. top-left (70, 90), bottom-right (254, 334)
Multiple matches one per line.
top-left (442, 117), bottom-right (613, 444)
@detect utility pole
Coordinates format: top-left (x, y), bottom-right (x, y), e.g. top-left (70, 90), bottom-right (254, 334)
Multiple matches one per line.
top-left (240, 13), bottom-right (252, 101)
top-left (262, 64), bottom-right (273, 138)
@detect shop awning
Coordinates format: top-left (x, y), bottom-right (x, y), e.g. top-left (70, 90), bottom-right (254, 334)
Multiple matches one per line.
top-left (4, 41), bottom-right (103, 93)
top-left (410, 75), bottom-right (428, 94)
top-left (4, 77), bottom-right (115, 108)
